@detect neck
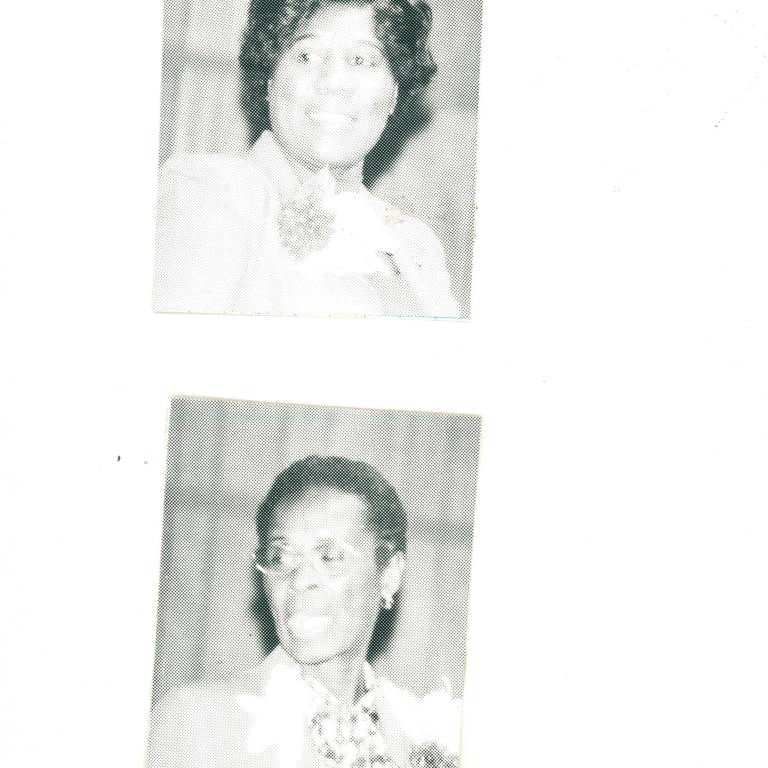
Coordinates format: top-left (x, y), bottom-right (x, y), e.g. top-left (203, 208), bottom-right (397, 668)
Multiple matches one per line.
top-left (300, 650), bottom-right (368, 707)
top-left (273, 136), bottom-right (364, 193)
top-left (327, 162), bottom-right (365, 192)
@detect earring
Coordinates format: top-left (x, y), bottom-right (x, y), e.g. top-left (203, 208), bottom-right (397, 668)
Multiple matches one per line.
top-left (381, 593), bottom-right (393, 610)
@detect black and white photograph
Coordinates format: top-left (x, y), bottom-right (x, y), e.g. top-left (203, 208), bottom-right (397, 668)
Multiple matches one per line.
top-left (152, 0), bottom-right (481, 319)
top-left (5, 2), bottom-right (768, 767)
top-left (147, 397), bottom-right (480, 767)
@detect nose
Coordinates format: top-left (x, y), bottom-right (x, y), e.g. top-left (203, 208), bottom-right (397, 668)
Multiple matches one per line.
top-left (316, 53), bottom-right (353, 96)
top-left (290, 556), bottom-right (321, 592)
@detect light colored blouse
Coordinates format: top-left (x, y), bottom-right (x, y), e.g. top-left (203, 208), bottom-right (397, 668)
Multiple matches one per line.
top-left (153, 132), bottom-right (459, 318)
top-left (147, 646), bottom-right (462, 768)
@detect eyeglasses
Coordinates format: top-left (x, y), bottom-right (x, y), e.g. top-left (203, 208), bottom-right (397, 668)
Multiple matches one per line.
top-left (253, 539), bottom-right (396, 580)
top-left (254, 539), bottom-right (364, 580)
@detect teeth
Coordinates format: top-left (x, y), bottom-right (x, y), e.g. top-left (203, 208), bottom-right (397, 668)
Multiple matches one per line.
top-left (309, 112), bottom-right (354, 128)
top-left (287, 613), bottom-right (332, 639)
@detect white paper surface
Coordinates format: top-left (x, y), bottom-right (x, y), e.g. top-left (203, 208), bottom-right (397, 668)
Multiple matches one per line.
top-left (1, 1), bottom-right (767, 765)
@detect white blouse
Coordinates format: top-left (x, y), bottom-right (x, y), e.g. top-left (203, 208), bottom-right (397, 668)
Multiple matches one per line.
top-left (147, 646), bottom-right (463, 768)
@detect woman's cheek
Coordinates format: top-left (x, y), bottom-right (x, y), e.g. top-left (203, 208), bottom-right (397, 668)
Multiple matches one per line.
top-left (269, 64), bottom-right (310, 114)
top-left (266, 580), bottom-right (294, 632)
top-left (328, 575), bottom-right (365, 628)
top-left (360, 74), bottom-right (395, 114)
top-left (326, 573), bottom-right (351, 595)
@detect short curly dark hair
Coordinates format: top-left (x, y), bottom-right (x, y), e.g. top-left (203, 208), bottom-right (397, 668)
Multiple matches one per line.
top-left (255, 454), bottom-right (407, 561)
top-left (239, 0), bottom-right (437, 130)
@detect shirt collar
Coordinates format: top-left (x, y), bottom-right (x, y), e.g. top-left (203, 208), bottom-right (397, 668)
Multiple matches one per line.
top-left (300, 660), bottom-right (379, 714)
top-left (247, 130), bottom-right (365, 200)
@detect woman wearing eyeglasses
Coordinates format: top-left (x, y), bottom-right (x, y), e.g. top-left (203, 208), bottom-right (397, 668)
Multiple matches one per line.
top-left (147, 455), bottom-right (461, 768)
top-left (152, 0), bottom-right (459, 318)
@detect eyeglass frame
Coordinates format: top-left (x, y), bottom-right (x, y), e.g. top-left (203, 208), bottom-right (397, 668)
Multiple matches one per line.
top-left (252, 536), bottom-right (398, 580)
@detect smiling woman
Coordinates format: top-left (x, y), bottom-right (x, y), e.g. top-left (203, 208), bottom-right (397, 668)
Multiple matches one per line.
top-left (152, 0), bottom-right (461, 318)
top-left (145, 399), bottom-right (479, 768)
top-left (263, 6), bottom-right (400, 177)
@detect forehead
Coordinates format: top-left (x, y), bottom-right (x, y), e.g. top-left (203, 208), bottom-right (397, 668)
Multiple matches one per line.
top-left (269, 486), bottom-right (371, 541)
top-left (295, 3), bottom-right (377, 43)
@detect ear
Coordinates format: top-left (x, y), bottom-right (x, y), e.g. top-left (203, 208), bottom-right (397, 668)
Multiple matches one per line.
top-left (380, 551), bottom-right (405, 600)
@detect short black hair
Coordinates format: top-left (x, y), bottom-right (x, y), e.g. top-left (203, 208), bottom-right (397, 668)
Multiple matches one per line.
top-left (256, 454), bottom-right (407, 560)
top-left (239, 0), bottom-right (437, 131)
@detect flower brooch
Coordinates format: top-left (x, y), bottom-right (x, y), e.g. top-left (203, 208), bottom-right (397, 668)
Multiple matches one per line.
top-left (409, 741), bottom-right (460, 768)
top-left (377, 676), bottom-right (462, 768)
top-left (277, 170), bottom-right (336, 259)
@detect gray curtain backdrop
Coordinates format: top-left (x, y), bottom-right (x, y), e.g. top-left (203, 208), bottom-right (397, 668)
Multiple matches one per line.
top-left (152, 398), bottom-right (480, 704)
top-left (158, 0), bottom-right (483, 317)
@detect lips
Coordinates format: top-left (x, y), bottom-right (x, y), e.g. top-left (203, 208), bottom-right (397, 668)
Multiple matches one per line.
top-left (286, 613), bottom-right (333, 640)
top-left (307, 111), bottom-right (356, 129)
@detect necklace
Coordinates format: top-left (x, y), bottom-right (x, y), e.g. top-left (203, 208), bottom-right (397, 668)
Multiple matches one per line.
top-left (309, 697), bottom-right (396, 768)
top-left (302, 668), bottom-right (397, 768)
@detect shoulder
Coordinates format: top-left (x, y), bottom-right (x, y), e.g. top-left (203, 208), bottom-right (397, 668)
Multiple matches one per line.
top-left (154, 152), bottom-right (275, 312)
top-left (367, 193), bottom-right (460, 317)
top-left (148, 674), bottom-right (273, 768)
top-left (375, 676), bottom-right (463, 756)
top-left (151, 647), bottom-right (287, 716)
top-left (148, 651), bottom-right (314, 768)
top-left (150, 678), bottom-right (250, 730)
top-left (158, 152), bottom-right (271, 215)
top-left (369, 194), bottom-right (445, 263)
top-left (160, 153), bottom-right (264, 186)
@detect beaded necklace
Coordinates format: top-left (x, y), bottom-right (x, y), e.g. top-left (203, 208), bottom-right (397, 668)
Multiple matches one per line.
top-left (303, 669), bottom-right (398, 768)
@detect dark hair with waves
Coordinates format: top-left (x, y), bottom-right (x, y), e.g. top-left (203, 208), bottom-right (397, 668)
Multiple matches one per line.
top-left (256, 454), bottom-right (407, 561)
top-left (239, 0), bottom-right (437, 132)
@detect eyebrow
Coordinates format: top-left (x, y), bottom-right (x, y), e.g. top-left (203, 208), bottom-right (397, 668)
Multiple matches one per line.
top-left (265, 534), bottom-right (361, 550)
top-left (314, 536), bottom-right (357, 549)
top-left (288, 33), bottom-right (385, 55)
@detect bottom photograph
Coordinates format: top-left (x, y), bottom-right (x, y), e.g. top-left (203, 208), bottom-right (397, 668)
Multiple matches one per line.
top-left (147, 397), bottom-right (482, 768)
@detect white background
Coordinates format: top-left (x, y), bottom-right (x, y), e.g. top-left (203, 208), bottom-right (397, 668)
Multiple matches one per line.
top-left (2, 1), bottom-right (767, 765)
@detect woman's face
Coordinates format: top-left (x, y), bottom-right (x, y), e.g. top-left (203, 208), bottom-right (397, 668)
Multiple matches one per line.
top-left (267, 3), bottom-right (398, 174)
top-left (262, 486), bottom-right (390, 666)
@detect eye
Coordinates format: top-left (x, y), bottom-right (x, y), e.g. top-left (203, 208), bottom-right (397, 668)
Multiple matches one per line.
top-left (316, 542), bottom-right (346, 564)
top-left (350, 52), bottom-right (379, 68)
top-left (295, 47), bottom-right (323, 66)
top-left (265, 544), bottom-right (292, 567)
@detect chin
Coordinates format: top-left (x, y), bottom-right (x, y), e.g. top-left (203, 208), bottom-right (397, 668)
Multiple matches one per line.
top-left (282, 637), bottom-right (337, 665)
top-left (299, 127), bottom-right (383, 171)
top-left (306, 145), bottom-right (368, 172)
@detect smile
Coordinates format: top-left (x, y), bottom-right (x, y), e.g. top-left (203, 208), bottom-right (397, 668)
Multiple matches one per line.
top-left (286, 613), bottom-right (333, 640)
top-left (307, 112), bottom-right (356, 129)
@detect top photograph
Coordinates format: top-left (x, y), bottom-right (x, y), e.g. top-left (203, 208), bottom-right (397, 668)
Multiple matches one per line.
top-left (152, 0), bottom-right (483, 319)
